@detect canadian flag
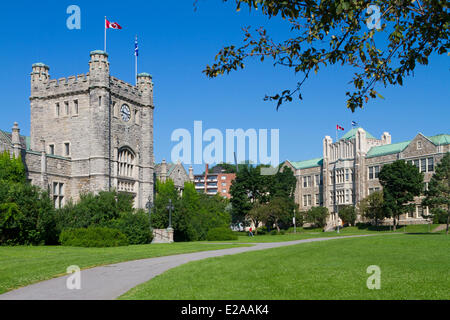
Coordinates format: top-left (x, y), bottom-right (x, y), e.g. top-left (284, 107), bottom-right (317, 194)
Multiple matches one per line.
top-left (105, 19), bottom-right (122, 30)
top-left (336, 124), bottom-right (345, 131)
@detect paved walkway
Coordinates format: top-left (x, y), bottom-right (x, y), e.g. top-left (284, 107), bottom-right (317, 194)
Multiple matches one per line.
top-left (0, 235), bottom-right (375, 300)
top-left (432, 224), bottom-right (448, 233)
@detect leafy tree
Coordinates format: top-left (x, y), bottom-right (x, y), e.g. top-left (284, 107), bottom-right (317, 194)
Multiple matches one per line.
top-left (229, 165), bottom-right (270, 223)
top-left (247, 203), bottom-right (270, 233)
top-left (266, 197), bottom-right (294, 232)
top-left (422, 152), bottom-right (450, 235)
top-left (206, 163), bottom-right (237, 174)
top-left (56, 191), bottom-right (134, 231)
top-left (0, 180), bottom-right (56, 245)
top-left (151, 179), bottom-right (181, 232)
top-left (151, 180), bottom-right (232, 241)
top-left (338, 205), bottom-right (357, 226)
top-left (108, 209), bottom-right (153, 244)
top-left (230, 164), bottom-right (296, 224)
top-left (269, 166), bottom-right (297, 200)
top-left (203, 0), bottom-right (448, 111)
top-left (358, 191), bottom-right (385, 227)
top-left (379, 160), bottom-right (424, 231)
top-left (305, 206), bottom-right (329, 228)
top-left (0, 151), bottom-right (26, 183)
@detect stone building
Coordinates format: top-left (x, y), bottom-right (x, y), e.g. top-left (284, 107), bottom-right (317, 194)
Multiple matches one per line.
top-left (154, 159), bottom-right (193, 193)
top-left (282, 128), bottom-right (449, 228)
top-left (0, 50), bottom-right (155, 209)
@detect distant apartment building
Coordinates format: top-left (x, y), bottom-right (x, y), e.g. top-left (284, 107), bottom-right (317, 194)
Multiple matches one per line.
top-left (194, 164), bottom-right (236, 199)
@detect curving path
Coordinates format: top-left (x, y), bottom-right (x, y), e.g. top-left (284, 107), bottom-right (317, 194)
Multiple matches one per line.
top-left (0, 235), bottom-right (376, 300)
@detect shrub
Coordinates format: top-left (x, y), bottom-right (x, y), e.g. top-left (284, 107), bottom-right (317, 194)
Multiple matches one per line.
top-left (305, 207), bottom-right (329, 228)
top-left (55, 191), bottom-right (134, 232)
top-left (270, 229), bottom-right (278, 235)
top-left (108, 210), bottom-right (153, 244)
top-left (256, 226), bottom-right (267, 235)
top-left (338, 205), bottom-right (357, 226)
top-left (279, 230), bottom-right (286, 235)
top-left (59, 227), bottom-right (129, 247)
top-left (206, 227), bottom-right (238, 241)
top-left (0, 180), bottom-right (57, 245)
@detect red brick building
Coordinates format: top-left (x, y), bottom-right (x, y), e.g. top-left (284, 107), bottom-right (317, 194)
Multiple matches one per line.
top-left (194, 164), bottom-right (236, 199)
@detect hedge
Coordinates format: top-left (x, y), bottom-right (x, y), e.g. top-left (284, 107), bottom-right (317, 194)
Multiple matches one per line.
top-left (206, 227), bottom-right (238, 241)
top-left (59, 227), bottom-right (129, 247)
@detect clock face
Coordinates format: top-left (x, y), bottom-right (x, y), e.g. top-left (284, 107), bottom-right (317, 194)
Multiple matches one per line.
top-left (120, 105), bottom-right (131, 122)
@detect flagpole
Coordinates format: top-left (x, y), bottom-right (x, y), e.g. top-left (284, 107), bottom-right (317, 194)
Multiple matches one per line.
top-left (104, 17), bottom-right (107, 52)
top-left (135, 35), bottom-right (138, 85)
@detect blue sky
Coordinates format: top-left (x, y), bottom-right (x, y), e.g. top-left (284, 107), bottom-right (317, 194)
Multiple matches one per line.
top-left (0, 1), bottom-right (448, 174)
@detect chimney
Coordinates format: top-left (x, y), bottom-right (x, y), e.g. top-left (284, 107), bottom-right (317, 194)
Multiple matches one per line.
top-left (161, 159), bottom-right (167, 182)
top-left (11, 122), bottom-right (21, 158)
top-left (189, 166), bottom-right (194, 182)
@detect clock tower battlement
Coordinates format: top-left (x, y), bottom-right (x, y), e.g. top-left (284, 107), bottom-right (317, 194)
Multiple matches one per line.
top-left (26, 50), bottom-right (155, 208)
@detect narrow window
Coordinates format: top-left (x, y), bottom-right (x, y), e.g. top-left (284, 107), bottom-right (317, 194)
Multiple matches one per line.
top-left (64, 143), bottom-right (70, 156)
top-left (99, 96), bottom-right (102, 106)
top-left (74, 100), bottom-right (79, 115)
top-left (49, 144), bottom-right (55, 155)
top-left (113, 102), bottom-right (117, 117)
top-left (375, 166), bottom-right (380, 179)
top-left (421, 158), bottom-right (427, 173)
top-left (135, 109), bottom-right (140, 125)
top-left (65, 101), bottom-right (69, 115)
top-left (369, 167), bottom-right (374, 180)
top-left (428, 157), bottom-right (434, 172)
top-left (55, 103), bottom-right (60, 117)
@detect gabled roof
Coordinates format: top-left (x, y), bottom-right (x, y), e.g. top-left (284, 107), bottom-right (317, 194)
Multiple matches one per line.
top-left (340, 127), bottom-right (376, 141)
top-left (366, 133), bottom-right (450, 158)
top-left (366, 141), bottom-right (411, 158)
top-left (154, 162), bottom-right (186, 176)
top-left (288, 158), bottom-right (323, 170)
top-left (0, 130), bottom-right (29, 150)
top-left (427, 134), bottom-right (450, 146)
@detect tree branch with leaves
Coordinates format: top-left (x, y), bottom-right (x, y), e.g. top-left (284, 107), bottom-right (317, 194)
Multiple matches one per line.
top-left (203, 0), bottom-right (449, 111)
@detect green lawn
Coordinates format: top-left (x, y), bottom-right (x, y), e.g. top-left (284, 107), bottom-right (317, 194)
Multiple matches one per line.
top-left (221, 224), bottom-right (443, 243)
top-left (0, 242), bottom-right (249, 295)
top-left (120, 234), bottom-right (450, 300)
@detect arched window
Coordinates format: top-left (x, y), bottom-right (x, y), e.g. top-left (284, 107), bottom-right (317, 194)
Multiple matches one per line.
top-left (118, 148), bottom-right (135, 178)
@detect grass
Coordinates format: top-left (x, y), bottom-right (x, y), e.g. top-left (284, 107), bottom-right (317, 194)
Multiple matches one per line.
top-left (0, 242), bottom-right (250, 295)
top-left (120, 233), bottom-right (450, 300)
top-left (219, 224), bottom-right (443, 243)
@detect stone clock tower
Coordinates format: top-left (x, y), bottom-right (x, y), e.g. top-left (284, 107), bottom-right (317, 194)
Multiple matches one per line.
top-left (26, 50), bottom-right (155, 208)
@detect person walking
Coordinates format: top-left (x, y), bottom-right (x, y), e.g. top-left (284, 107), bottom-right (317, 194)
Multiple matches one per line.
top-left (249, 227), bottom-right (254, 237)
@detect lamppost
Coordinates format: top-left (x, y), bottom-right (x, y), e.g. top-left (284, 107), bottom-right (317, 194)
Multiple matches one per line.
top-left (166, 198), bottom-right (174, 229)
top-left (293, 209), bottom-right (297, 234)
top-left (336, 209), bottom-right (340, 234)
top-left (145, 196), bottom-right (153, 230)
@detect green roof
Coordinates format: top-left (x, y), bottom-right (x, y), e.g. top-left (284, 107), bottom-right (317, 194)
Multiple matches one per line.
top-left (90, 50), bottom-right (108, 56)
top-left (427, 134), bottom-right (450, 146)
top-left (289, 158), bottom-right (323, 170)
top-left (366, 141), bottom-right (411, 158)
top-left (366, 133), bottom-right (449, 158)
top-left (137, 72), bottom-right (151, 77)
top-left (340, 127), bottom-right (376, 140)
top-left (32, 62), bottom-right (49, 68)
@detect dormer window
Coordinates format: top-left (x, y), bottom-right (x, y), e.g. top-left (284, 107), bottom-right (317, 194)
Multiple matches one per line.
top-left (417, 141), bottom-right (422, 150)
